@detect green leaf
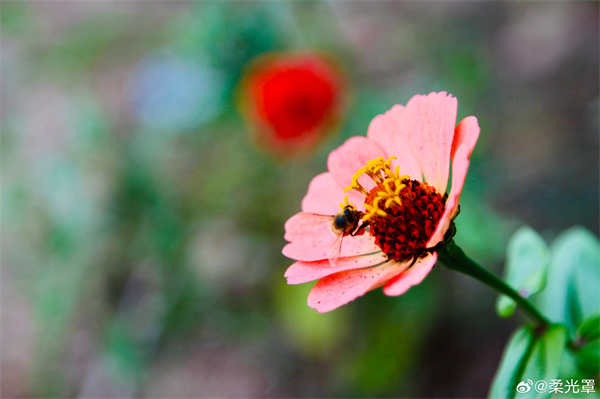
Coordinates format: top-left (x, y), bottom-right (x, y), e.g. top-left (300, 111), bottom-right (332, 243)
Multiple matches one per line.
top-left (573, 315), bottom-right (600, 376)
top-left (497, 295), bottom-right (518, 319)
top-left (575, 338), bottom-right (600, 375)
top-left (571, 232), bottom-right (600, 321)
top-left (537, 227), bottom-right (600, 334)
top-left (489, 325), bottom-right (569, 399)
top-left (497, 227), bottom-right (550, 318)
top-left (489, 325), bottom-right (536, 399)
top-left (519, 325), bottom-right (568, 399)
top-left (577, 315), bottom-right (600, 342)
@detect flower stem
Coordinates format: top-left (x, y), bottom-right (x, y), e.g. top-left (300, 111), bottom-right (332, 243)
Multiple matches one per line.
top-left (438, 240), bottom-right (551, 329)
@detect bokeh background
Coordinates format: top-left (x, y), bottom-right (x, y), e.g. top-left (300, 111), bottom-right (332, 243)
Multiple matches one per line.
top-left (2, 1), bottom-right (598, 397)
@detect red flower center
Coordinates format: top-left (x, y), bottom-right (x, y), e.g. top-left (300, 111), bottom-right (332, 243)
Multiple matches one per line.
top-left (365, 179), bottom-right (444, 262)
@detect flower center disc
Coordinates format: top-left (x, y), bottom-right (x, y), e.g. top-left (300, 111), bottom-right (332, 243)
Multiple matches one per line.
top-left (366, 179), bottom-right (444, 262)
top-left (344, 156), bottom-right (446, 263)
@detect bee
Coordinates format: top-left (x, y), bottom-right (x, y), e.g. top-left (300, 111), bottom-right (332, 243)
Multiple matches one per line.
top-left (331, 205), bottom-right (362, 235)
top-left (328, 204), bottom-right (367, 266)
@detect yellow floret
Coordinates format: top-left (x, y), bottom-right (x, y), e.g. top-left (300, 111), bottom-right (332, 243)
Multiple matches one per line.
top-left (345, 155), bottom-right (411, 221)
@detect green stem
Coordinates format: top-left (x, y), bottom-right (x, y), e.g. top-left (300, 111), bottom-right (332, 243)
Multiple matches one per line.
top-left (438, 240), bottom-right (551, 329)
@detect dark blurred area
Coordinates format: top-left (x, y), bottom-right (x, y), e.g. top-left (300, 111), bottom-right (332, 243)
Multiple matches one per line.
top-left (1, 1), bottom-right (598, 397)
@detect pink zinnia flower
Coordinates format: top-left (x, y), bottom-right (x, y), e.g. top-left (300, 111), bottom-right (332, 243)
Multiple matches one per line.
top-left (282, 92), bottom-right (480, 312)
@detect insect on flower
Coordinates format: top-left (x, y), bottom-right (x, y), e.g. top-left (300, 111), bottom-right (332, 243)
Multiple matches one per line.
top-left (329, 197), bottom-right (368, 266)
top-left (282, 92), bottom-right (480, 312)
top-left (290, 196), bottom-right (367, 268)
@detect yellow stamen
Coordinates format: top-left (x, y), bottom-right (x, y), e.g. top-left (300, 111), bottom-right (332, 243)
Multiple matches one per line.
top-left (372, 196), bottom-right (382, 210)
top-left (338, 195), bottom-right (355, 210)
top-left (345, 168), bottom-right (369, 195)
top-left (344, 155), bottom-right (412, 221)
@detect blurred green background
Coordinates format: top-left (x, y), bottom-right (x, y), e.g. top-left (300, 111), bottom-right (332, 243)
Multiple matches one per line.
top-left (1, 1), bottom-right (598, 397)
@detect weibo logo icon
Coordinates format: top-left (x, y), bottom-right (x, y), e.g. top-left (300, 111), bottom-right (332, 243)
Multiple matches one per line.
top-left (516, 379), bottom-right (533, 393)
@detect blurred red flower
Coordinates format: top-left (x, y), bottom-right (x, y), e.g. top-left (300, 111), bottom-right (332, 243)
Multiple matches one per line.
top-left (239, 52), bottom-right (346, 157)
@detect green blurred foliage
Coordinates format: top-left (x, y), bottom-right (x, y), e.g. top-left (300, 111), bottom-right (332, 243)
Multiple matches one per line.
top-left (489, 325), bottom-right (537, 399)
top-left (496, 226), bottom-right (549, 318)
top-left (536, 227), bottom-right (600, 335)
top-left (519, 325), bottom-right (568, 399)
top-left (492, 226), bottom-right (600, 397)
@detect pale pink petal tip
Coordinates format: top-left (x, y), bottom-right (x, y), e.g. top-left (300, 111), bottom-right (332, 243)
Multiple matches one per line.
top-left (327, 136), bottom-right (385, 191)
top-left (366, 104), bottom-right (422, 181)
top-left (383, 253), bottom-right (437, 296)
top-left (301, 172), bottom-right (345, 215)
top-left (307, 262), bottom-right (404, 313)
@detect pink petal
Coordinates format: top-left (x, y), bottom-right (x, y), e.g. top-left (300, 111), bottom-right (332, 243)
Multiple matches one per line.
top-left (426, 116), bottom-right (479, 248)
top-left (327, 136), bottom-right (386, 192)
top-left (301, 172), bottom-right (345, 215)
top-left (282, 212), bottom-right (379, 261)
top-left (367, 104), bottom-right (422, 181)
top-left (404, 92), bottom-right (457, 194)
top-left (451, 116), bottom-right (480, 160)
top-left (307, 261), bottom-right (405, 312)
top-left (301, 172), bottom-right (365, 214)
top-left (285, 252), bottom-right (389, 285)
top-left (426, 146), bottom-right (469, 248)
top-left (383, 253), bottom-right (437, 296)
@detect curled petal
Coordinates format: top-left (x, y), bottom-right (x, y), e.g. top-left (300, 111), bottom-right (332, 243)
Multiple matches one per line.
top-left (367, 104), bottom-right (422, 180)
top-left (285, 252), bottom-right (389, 285)
top-left (427, 146), bottom-right (470, 248)
top-left (427, 117), bottom-right (480, 248)
top-left (404, 92), bottom-right (457, 193)
top-left (451, 116), bottom-right (480, 160)
top-left (307, 261), bottom-right (404, 313)
top-left (383, 253), bottom-right (437, 296)
top-left (282, 212), bottom-right (379, 261)
top-left (327, 136), bottom-right (386, 192)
